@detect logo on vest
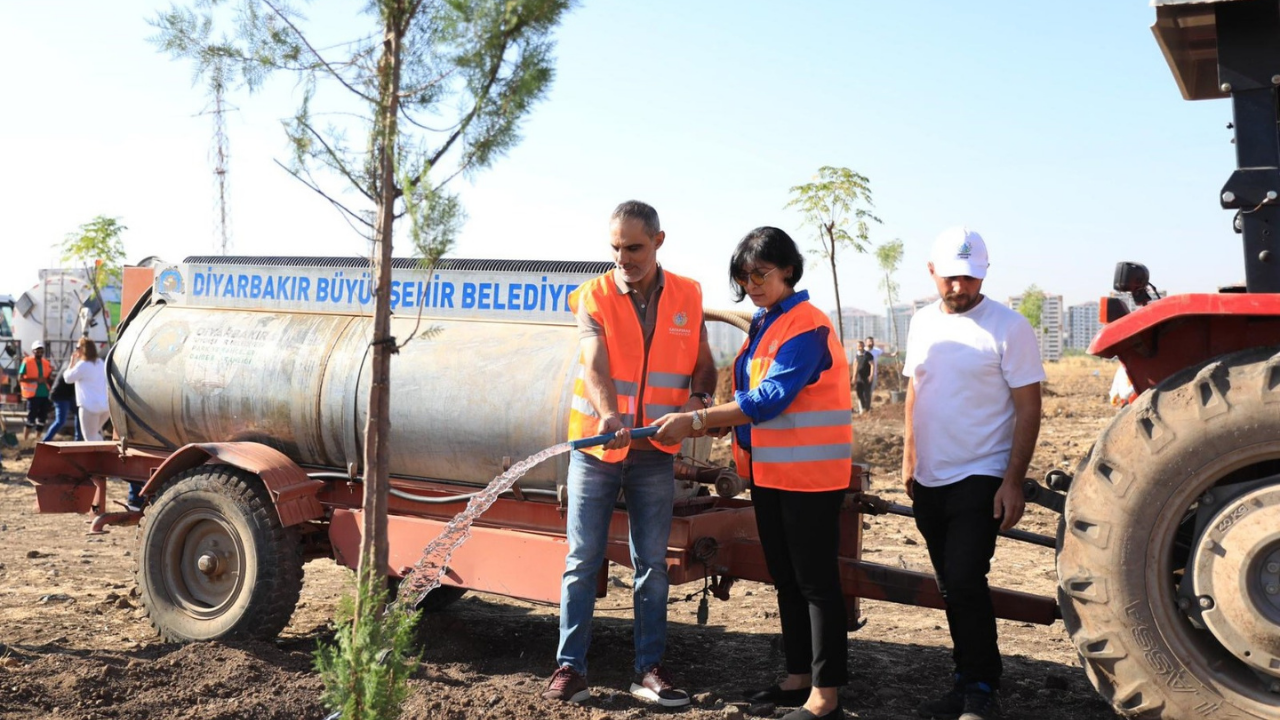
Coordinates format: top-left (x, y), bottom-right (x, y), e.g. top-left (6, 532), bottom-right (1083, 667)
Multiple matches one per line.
top-left (668, 310), bottom-right (692, 337)
top-left (769, 340), bottom-right (779, 354)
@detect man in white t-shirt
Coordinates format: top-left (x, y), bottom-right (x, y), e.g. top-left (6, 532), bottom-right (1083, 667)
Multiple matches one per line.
top-left (902, 227), bottom-right (1044, 720)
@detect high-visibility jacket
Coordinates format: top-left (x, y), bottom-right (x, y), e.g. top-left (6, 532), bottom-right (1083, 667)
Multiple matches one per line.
top-left (733, 300), bottom-right (852, 491)
top-left (567, 270), bottom-right (703, 463)
top-left (19, 355), bottom-right (53, 400)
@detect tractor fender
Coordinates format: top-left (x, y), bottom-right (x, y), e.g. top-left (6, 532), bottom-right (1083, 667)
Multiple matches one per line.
top-left (1089, 293), bottom-right (1280, 394)
top-left (140, 442), bottom-right (325, 527)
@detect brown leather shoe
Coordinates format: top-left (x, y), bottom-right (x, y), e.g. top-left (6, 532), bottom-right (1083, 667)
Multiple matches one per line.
top-left (630, 664), bottom-right (691, 707)
top-left (542, 665), bottom-right (589, 703)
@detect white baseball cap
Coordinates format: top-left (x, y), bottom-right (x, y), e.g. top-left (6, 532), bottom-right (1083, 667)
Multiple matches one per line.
top-left (31, 340), bottom-right (45, 351)
top-left (930, 226), bottom-right (989, 280)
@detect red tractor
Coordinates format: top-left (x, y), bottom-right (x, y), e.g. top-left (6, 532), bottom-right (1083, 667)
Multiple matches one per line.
top-left (1055, 2), bottom-right (1280, 717)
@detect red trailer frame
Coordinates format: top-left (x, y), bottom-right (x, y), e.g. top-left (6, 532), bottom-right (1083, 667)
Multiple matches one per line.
top-left (27, 438), bottom-right (1059, 627)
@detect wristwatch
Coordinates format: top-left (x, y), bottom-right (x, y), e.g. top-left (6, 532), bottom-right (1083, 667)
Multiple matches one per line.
top-left (691, 392), bottom-right (712, 407)
top-left (691, 408), bottom-right (706, 431)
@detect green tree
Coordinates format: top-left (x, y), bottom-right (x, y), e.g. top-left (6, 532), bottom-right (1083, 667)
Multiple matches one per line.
top-left (60, 216), bottom-right (128, 337)
top-left (60, 216), bottom-right (127, 291)
top-left (874, 238), bottom-right (904, 391)
top-left (786, 166), bottom-right (881, 345)
top-left (874, 238), bottom-right (903, 347)
top-left (1019, 283), bottom-right (1045, 330)
top-left (152, 2), bottom-right (572, 717)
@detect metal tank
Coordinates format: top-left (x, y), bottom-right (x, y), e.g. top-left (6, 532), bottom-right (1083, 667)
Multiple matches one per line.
top-left (109, 256), bottom-right (711, 491)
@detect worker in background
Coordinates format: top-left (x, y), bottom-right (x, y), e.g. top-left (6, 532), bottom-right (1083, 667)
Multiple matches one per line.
top-left (865, 335), bottom-right (899, 408)
top-left (18, 340), bottom-right (54, 441)
top-left (41, 360), bottom-right (80, 442)
top-left (542, 200), bottom-right (717, 708)
top-left (853, 339), bottom-right (874, 414)
top-left (654, 226), bottom-right (852, 720)
top-left (903, 227), bottom-right (1044, 720)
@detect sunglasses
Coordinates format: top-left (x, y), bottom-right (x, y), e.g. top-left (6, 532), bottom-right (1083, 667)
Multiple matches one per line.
top-left (733, 266), bottom-right (780, 287)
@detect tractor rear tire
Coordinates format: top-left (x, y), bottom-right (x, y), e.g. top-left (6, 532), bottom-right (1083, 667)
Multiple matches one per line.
top-left (135, 465), bottom-right (303, 642)
top-left (1057, 348), bottom-right (1280, 719)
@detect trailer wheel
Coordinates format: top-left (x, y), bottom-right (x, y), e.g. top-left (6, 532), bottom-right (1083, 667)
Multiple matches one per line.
top-left (135, 465), bottom-right (303, 642)
top-left (1057, 348), bottom-right (1280, 719)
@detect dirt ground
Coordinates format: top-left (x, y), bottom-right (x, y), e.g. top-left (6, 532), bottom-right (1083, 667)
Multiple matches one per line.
top-left (0, 357), bottom-right (1124, 720)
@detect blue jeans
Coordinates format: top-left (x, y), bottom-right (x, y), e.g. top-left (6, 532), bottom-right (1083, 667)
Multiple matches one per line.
top-left (557, 449), bottom-right (675, 676)
top-left (41, 400), bottom-right (75, 442)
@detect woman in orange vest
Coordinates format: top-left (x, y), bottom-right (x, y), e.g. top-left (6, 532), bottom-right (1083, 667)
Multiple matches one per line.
top-left (654, 226), bottom-right (852, 720)
top-left (660, 224), bottom-right (849, 717)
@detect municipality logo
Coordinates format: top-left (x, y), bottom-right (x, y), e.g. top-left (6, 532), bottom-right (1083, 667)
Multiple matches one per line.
top-left (673, 311), bottom-right (688, 327)
top-left (158, 268), bottom-right (185, 295)
top-left (957, 241), bottom-right (972, 259)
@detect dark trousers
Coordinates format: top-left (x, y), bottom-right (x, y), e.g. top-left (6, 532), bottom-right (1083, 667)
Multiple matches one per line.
top-left (912, 475), bottom-right (1004, 687)
top-left (854, 380), bottom-right (871, 412)
top-left (24, 397), bottom-right (51, 430)
top-left (753, 484), bottom-right (848, 687)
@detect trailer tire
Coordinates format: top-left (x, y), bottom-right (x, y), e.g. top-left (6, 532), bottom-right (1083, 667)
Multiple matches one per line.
top-left (135, 465), bottom-right (303, 643)
top-left (1057, 348), bottom-right (1280, 719)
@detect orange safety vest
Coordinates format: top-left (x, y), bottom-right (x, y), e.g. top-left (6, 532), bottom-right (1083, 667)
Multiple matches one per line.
top-left (567, 270), bottom-right (703, 463)
top-left (732, 300), bottom-right (853, 492)
top-left (19, 355), bottom-right (53, 399)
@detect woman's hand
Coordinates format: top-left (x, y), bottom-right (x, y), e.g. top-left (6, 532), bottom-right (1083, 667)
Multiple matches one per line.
top-left (652, 412), bottom-right (695, 446)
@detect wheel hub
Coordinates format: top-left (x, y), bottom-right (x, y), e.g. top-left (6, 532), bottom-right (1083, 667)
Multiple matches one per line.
top-left (162, 510), bottom-right (245, 617)
top-left (1190, 483), bottom-right (1280, 678)
top-left (197, 552), bottom-right (222, 576)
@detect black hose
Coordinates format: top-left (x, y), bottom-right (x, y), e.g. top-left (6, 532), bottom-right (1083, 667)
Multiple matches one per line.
top-left (306, 471), bottom-right (558, 505)
top-left (105, 289), bottom-right (177, 450)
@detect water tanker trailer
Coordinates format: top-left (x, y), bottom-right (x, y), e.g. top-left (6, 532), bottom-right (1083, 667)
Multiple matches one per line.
top-left (26, 255), bottom-right (1056, 647)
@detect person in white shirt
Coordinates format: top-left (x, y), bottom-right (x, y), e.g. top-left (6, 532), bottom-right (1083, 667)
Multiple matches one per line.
top-left (62, 338), bottom-right (110, 442)
top-left (902, 227), bottom-right (1044, 720)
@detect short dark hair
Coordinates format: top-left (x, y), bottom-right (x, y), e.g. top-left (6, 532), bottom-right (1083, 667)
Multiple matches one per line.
top-left (610, 200), bottom-right (661, 237)
top-left (728, 226), bottom-right (804, 302)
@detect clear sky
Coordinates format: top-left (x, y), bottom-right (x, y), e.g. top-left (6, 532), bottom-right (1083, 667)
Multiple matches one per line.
top-left (1, 1), bottom-right (1240, 323)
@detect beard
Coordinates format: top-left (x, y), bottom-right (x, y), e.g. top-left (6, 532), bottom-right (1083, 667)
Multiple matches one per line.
top-left (943, 292), bottom-right (979, 313)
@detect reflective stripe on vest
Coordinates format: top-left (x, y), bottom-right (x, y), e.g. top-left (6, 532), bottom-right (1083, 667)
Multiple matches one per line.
top-left (19, 356), bottom-right (53, 399)
top-left (566, 271), bottom-right (703, 463)
top-left (732, 300), bottom-right (853, 492)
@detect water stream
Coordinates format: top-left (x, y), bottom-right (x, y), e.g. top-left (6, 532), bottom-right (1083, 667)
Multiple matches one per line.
top-left (395, 441), bottom-right (573, 609)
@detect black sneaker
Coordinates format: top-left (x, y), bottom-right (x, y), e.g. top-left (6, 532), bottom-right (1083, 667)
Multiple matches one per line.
top-left (542, 665), bottom-right (589, 703)
top-left (917, 677), bottom-right (965, 719)
top-left (745, 683), bottom-right (811, 707)
top-left (959, 684), bottom-right (1001, 720)
top-left (630, 663), bottom-right (691, 707)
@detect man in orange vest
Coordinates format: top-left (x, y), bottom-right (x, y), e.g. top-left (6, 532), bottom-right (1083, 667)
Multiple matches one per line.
top-left (542, 201), bottom-right (717, 708)
top-left (18, 340), bottom-right (54, 441)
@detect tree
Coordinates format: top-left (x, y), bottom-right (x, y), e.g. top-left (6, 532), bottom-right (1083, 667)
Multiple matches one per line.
top-left (786, 166), bottom-right (881, 345)
top-left (874, 238), bottom-right (904, 391)
top-left (1018, 283), bottom-right (1045, 330)
top-left (60, 216), bottom-right (127, 291)
top-left (874, 238), bottom-right (903, 347)
top-left (152, 2), bottom-right (572, 717)
top-left (60, 216), bottom-right (128, 337)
